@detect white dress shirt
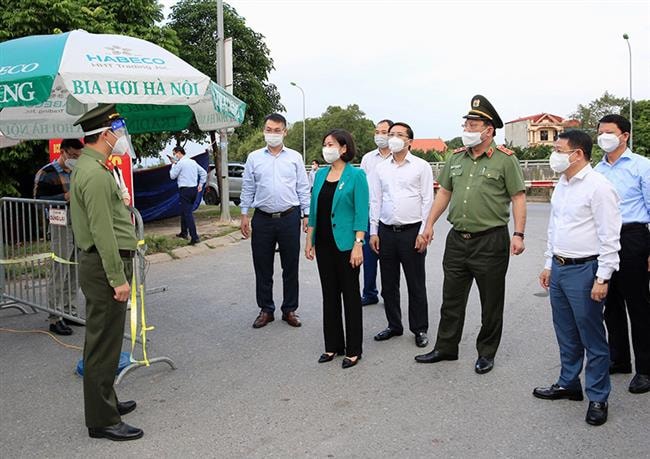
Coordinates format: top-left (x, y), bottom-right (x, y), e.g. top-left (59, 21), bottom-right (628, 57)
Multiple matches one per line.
top-left (369, 152), bottom-right (434, 235)
top-left (169, 155), bottom-right (207, 188)
top-left (544, 164), bottom-right (621, 279)
top-left (360, 148), bottom-right (392, 180)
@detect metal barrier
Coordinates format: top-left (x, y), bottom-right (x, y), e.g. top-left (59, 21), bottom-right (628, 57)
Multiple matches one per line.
top-left (0, 196), bottom-right (175, 383)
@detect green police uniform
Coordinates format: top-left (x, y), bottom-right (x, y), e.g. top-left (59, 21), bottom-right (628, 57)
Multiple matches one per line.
top-left (70, 105), bottom-right (137, 428)
top-left (433, 95), bottom-right (526, 359)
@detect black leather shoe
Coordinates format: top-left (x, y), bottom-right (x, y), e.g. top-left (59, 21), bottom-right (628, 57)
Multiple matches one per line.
top-left (318, 351), bottom-right (344, 363)
top-left (374, 328), bottom-right (403, 341)
top-left (361, 297), bottom-right (379, 306)
top-left (117, 400), bottom-right (136, 415)
top-left (415, 332), bottom-right (428, 348)
top-left (532, 383), bottom-right (584, 401)
top-left (585, 401), bottom-right (608, 426)
top-left (49, 320), bottom-right (72, 336)
top-left (176, 233), bottom-right (188, 239)
top-left (188, 238), bottom-right (200, 245)
top-left (342, 355), bottom-right (361, 369)
top-left (629, 374), bottom-right (650, 394)
top-left (414, 349), bottom-right (458, 363)
top-left (66, 320), bottom-right (85, 327)
top-left (88, 422), bottom-right (144, 441)
top-left (609, 361), bottom-right (632, 374)
top-left (475, 356), bottom-right (494, 374)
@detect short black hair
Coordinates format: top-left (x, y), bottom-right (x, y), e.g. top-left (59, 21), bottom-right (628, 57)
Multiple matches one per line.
top-left (322, 129), bottom-right (356, 163)
top-left (598, 114), bottom-right (631, 134)
top-left (312, 159), bottom-right (320, 165)
top-left (60, 139), bottom-right (84, 150)
top-left (376, 119), bottom-right (394, 129)
top-left (389, 122), bottom-right (414, 140)
top-left (558, 130), bottom-right (592, 160)
top-left (264, 113), bottom-right (287, 128)
top-left (173, 146), bottom-right (186, 155)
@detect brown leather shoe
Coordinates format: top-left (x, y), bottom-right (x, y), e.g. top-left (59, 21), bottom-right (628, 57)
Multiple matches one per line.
top-left (252, 311), bottom-right (274, 329)
top-left (282, 311), bottom-right (302, 327)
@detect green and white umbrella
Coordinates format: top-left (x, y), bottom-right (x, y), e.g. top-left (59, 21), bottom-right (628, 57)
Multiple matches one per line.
top-left (0, 30), bottom-right (246, 140)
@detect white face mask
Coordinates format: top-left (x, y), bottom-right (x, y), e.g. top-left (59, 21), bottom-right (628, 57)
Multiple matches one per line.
top-left (374, 134), bottom-right (389, 149)
top-left (549, 150), bottom-right (576, 173)
top-left (264, 133), bottom-right (284, 148)
top-left (64, 159), bottom-right (77, 170)
top-left (322, 147), bottom-right (341, 164)
top-left (388, 136), bottom-right (405, 153)
top-left (597, 133), bottom-right (622, 153)
top-left (106, 131), bottom-right (129, 155)
top-left (461, 128), bottom-right (487, 148)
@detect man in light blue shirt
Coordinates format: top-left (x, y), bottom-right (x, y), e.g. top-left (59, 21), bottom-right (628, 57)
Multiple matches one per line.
top-left (169, 146), bottom-right (207, 245)
top-left (595, 114), bottom-right (650, 395)
top-left (240, 113), bottom-right (310, 329)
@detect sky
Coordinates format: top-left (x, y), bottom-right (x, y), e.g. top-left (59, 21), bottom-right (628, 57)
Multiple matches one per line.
top-left (160, 0), bottom-right (650, 144)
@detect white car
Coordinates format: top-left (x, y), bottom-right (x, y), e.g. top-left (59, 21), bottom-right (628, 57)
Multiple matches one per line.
top-left (204, 162), bottom-right (244, 206)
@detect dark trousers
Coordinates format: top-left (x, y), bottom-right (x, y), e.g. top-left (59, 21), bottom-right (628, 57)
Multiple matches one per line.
top-left (378, 222), bottom-right (428, 335)
top-left (251, 208), bottom-right (300, 313)
top-left (179, 186), bottom-right (199, 241)
top-left (362, 223), bottom-right (379, 300)
top-left (434, 226), bottom-right (509, 358)
top-left (550, 259), bottom-right (610, 402)
top-left (605, 225), bottom-right (650, 374)
top-left (78, 251), bottom-right (132, 428)
top-left (316, 242), bottom-right (363, 357)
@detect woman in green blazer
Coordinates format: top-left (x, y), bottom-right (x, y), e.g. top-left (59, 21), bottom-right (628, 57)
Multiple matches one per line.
top-left (305, 129), bottom-right (369, 369)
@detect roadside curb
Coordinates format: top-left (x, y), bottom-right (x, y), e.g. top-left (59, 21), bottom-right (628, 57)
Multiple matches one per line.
top-left (145, 231), bottom-right (243, 265)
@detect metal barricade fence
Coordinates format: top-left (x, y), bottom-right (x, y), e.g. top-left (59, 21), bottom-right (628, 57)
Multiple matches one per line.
top-left (0, 196), bottom-right (175, 383)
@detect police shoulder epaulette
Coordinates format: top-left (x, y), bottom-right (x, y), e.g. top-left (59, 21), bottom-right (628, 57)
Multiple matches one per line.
top-left (497, 145), bottom-right (514, 156)
top-left (96, 159), bottom-right (110, 170)
top-left (453, 146), bottom-right (467, 154)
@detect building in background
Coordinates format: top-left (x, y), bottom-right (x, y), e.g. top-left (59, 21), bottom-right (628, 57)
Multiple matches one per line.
top-left (505, 113), bottom-right (580, 148)
top-left (411, 138), bottom-right (447, 153)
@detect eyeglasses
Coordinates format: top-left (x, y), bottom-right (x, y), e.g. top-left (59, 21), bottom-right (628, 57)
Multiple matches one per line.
top-left (387, 132), bottom-right (409, 139)
top-left (461, 122), bottom-right (486, 130)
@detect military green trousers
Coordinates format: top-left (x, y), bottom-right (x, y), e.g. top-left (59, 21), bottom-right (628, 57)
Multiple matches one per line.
top-left (78, 251), bottom-right (132, 428)
top-left (434, 226), bottom-right (510, 358)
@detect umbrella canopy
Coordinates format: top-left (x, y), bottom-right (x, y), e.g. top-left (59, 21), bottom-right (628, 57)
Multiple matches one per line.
top-left (0, 30), bottom-right (246, 140)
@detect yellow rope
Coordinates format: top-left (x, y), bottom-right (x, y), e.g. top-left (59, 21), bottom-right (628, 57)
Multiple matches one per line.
top-left (0, 327), bottom-right (82, 351)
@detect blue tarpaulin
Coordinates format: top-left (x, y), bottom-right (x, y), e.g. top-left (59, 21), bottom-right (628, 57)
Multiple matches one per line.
top-left (133, 152), bottom-right (209, 223)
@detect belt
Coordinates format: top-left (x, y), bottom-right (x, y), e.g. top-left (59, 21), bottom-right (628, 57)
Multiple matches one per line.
top-left (553, 254), bottom-right (598, 265)
top-left (621, 222), bottom-right (649, 233)
top-left (379, 221), bottom-right (421, 232)
top-left (453, 225), bottom-right (505, 240)
top-left (255, 207), bottom-right (297, 219)
top-left (86, 245), bottom-right (136, 259)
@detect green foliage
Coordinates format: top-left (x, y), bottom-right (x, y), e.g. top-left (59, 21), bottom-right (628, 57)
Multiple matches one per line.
top-left (621, 99), bottom-right (650, 157)
top-left (570, 91), bottom-right (628, 136)
top-left (283, 105), bottom-right (375, 163)
top-left (445, 136), bottom-right (463, 151)
top-left (168, 0), bottom-right (283, 143)
top-left (231, 130), bottom-right (264, 161)
top-left (411, 149), bottom-right (446, 163)
top-left (510, 144), bottom-right (553, 160)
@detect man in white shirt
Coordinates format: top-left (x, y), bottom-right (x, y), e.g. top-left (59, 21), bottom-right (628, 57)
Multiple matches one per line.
top-left (534, 130), bottom-right (621, 427)
top-left (169, 146), bottom-right (208, 245)
top-left (360, 119), bottom-right (393, 306)
top-left (369, 122), bottom-right (434, 348)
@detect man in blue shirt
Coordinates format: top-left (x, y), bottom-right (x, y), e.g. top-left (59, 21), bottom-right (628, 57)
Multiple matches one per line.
top-left (169, 146), bottom-right (207, 245)
top-left (595, 114), bottom-right (650, 394)
top-left (240, 113), bottom-right (311, 329)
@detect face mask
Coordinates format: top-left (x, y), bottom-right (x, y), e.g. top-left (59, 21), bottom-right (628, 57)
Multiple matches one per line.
top-left (64, 159), bottom-right (77, 170)
top-left (311, 165), bottom-right (317, 171)
top-left (374, 135), bottom-right (389, 149)
top-left (597, 133), bottom-right (622, 153)
top-left (264, 133), bottom-right (284, 148)
top-left (388, 136), bottom-right (405, 153)
top-left (461, 128), bottom-right (487, 147)
top-left (106, 131), bottom-right (129, 155)
top-left (322, 147), bottom-right (341, 164)
top-left (549, 151), bottom-right (576, 173)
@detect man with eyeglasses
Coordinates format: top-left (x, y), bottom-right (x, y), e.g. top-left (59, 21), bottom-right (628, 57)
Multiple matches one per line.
top-left (534, 130), bottom-right (620, 426)
top-left (360, 119), bottom-right (394, 306)
top-left (369, 122), bottom-right (434, 348)
top-left (70, 104), bottom-right (143, 441)
top-left (415, 95), bottom-right (526, 375)
top-left (240, 113), bottom-right (311, 329)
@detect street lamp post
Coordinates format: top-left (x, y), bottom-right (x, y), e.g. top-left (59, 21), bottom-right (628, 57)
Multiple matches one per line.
top-left (623, 33), bottom-right (633, 150)
top-left (290, 82), bottom-right (306, 163)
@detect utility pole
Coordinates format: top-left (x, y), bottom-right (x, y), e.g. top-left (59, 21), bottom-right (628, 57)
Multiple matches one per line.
top-left (216, 0), bottom-right (230, 221)
top-left (623, 33), bottom-right (633, 150)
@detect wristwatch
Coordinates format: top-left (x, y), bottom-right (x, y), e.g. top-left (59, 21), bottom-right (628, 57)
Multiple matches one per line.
top-left (513, 232), bottom-right (525, 239)
top-left (354, 238), bottom-right (365, 245)
top-left (596, 277), bottom-right (609, 285)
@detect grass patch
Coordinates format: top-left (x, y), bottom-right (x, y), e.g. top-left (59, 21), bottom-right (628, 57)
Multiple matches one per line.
top-left (194, 205), bottom-right (242, 220)
top-left (144, 225), bottom-right (240, 256)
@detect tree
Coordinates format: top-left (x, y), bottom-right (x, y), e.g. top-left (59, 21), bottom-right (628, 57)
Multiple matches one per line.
top-left (168, 0), bottom-right (283, 142)
top-left (0, 0), bottom-right (181, 195)
top-left (570, 91), bottom-right (628, 136)
top-left (621, 99), bottom-right (650, 157)
top-left (445, 137), bottom-right (464, 151)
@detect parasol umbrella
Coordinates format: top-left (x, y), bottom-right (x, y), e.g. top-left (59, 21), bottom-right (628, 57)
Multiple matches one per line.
top-left (0, 29), bottom-right (246, 140)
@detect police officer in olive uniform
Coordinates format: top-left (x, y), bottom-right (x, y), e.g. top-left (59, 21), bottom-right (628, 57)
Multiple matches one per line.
top-left (415, 95), bottom-right (527, 374)
top-left (70, 104), bottom-right (143, 441)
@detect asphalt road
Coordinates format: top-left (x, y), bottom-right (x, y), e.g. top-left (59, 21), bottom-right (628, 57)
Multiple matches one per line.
top-left (1, 203), bottom-right (648, 458)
